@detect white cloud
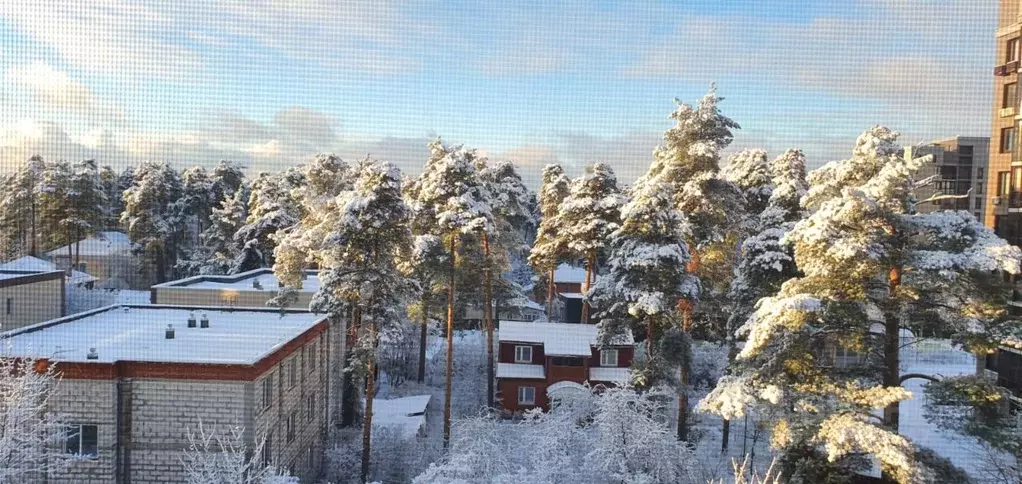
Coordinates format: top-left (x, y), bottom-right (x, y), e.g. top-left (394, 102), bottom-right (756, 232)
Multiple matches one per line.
top-left (5, 62), bottom-right (124, 120)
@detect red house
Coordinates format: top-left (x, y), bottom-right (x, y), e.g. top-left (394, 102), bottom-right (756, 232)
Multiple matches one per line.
top-left (496, 320), bottom-right (634, 413)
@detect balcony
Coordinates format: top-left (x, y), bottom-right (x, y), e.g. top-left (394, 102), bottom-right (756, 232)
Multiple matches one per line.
top-left (1003, 107), bottom-right (1017, 118)
top-left (995, 60), bottom-right (1021, 76)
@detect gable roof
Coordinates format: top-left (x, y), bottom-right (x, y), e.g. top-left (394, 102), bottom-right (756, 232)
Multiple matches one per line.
top-left (498, 320), bottom-right (633, 356)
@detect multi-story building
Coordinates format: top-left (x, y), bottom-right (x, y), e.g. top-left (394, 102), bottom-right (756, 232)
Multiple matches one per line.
top-left (44, 231), bottom-right (152, 290)
top-left (0, 266), bottom-right (65, 331)
top-left (3, 305), bottom-right (331, 483)
top-left (495, 320), bottom-right (634, 413)
top-left (150, 268), bottom-right (320, 308)
top-left (910, 137), bottom-right (990, 224)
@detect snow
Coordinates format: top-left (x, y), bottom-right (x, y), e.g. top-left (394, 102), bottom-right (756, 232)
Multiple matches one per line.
top-left (0, 256), bottom-right (95, 285)
top-left (2, 305), bottom-right (326, 364)
top-left (156, 269), bottom-right (321, 293)
top-left (370, 395), bottom-right (431, 440)
top-left (499, 320), bottom-right (633, 357)
top-left (589, 367), bottom-right (631, 382)
top-left (496, 362), bottom-right (545, 379)
top-left (553, 263), bottom-right (586, 284)
top-left (43, 231), bottom-right (132, 257)
top-left (558, 292), bottom-right (584, 299)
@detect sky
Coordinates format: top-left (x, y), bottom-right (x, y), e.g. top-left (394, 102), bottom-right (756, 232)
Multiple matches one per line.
top-left (0, 0), bottom-right (1000, 187)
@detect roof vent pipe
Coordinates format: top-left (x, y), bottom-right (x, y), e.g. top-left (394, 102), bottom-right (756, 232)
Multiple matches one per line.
top-left (200, 313), bottom-right (209, 328)
top-left (253, 278), bottom-right (262, 290)
top-left (166, 324), bottom-right (175, 339)
top-left (86, 348), bottom-right (99, 360)
top-left (187, 312), bottom-right (197, 328)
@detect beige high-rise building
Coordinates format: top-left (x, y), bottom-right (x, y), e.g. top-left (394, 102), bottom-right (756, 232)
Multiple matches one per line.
top-left (987, 0), bottom-right (1022, 242)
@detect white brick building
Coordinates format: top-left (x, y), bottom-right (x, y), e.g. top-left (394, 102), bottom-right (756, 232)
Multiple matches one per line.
top-left (2, 305), bottom-right (334, 483)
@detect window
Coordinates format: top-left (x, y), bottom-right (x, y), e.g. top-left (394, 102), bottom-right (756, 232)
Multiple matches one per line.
top-left (551, 356), bottom-right (583, 366)
top-left (975, 197), bottom-right (983, 210)
top-left (307, 445), bottom-right (315, 471)
top-left (307, 393), bottom-right (315, 422)
top-left (1005, 83), bottom-right (1018, 109)
top-left (977, 167), bottom-right (984, 180)
top-left (1009, 38), bottom-right (1020, 63)
top-left (65, 424), bottom-right (98, 457)
top-left (600, 349), bottom-right (619, 367)
top-left (977, 183), bottom-right (983, 194)
top-left (939, 165), bottom-right (957, 180)
top-left (308, 342), bottom-right (316, 372)
top-left (1014, 167), bottom-right (1022, 193)
top-left (517, 386), bottom-right (536, 405)
top-left (4, 298), bottom-right (10, 315)
top-left (289, 358), bottom-right (297, 388)
top-left (514, 345), bottom-right (532, 363)
top-left (287, 411), bottom-right (297, 442)
top-left (1002, 127), bottom-right (1017, 154)
top-left (1000, 171), bottom-right (1012, 196)
top-left (261, 431), bottom-right (273, 467)
top-left (261, 375), bottom-right (273, 410)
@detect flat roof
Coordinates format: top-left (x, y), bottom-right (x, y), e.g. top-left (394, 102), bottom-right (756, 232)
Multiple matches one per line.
top-left (1, 305), bottom-right (327, 365)
top-left (498, 320), bottom-right (633, 356)
top-left (152, 268), bottom-right (321, 293)
top-left (0, 270), bottom-right (64, 288)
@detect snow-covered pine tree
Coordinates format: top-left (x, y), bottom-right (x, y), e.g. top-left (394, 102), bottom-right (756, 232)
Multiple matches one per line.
top-left (411, 139), bottom-right (493, 446)
top-left (0, 157), bottom-right (46, 257)
top-left (722, 149), bottom-right (773, 226)
top-left (700, 127), bottom-right (1022, 483)
top-left (274, 158), bottom-right (413, 483)
top-left (36, 159), bottom-right (73, 258)
top-left (476, 158), bottom-right (536, 407)
top-left (210, 159), bottom-right (246, 207)
top-left (719, 149), bottom-right (808, 450)
top-left (177, 189), bottom-right (249, 276)
top-left (638, 86), bottom-right (744, 440)
top-left (589, 176), bottom-right (696, 393)
top-left (98, 165), bottom-right (121, 230)
top-left (121, 160), bottom-right (185, 283)
top-left (181, 166), bottom-right (215, 248)
top-left (66, 159), bottom-right (108, 266)
top-left (529, 164), bottom-right (572, 318)
top-left (558, 163), bottom-right (624, 323)
top-left (235, 168), bottom-right (305, 267)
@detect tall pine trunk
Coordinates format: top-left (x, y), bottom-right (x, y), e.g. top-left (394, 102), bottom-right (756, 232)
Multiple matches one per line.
top-left (483, 233), bottom-right (495, 408)
top-left (880, 266), bottom-right (902, 483)
top-left (678, 246), bottom-right (700, 442)
top-left (361, 314), bottom-right (376, 484)
top-left (581, 251), bottom-right (595, 323)
top-left (418, 295), bottom-right (428, 384)
top-left (547, 268), bottom-right (555, 320)
top-left (443, 236), bottom-right (456, 448)
top-left (66, 227), bottom-right (73, 269)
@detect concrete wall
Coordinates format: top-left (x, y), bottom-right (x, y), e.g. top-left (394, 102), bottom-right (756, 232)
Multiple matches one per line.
top-left (0, 275), bottom-right (63, 331)
top-left (152, 287), bottom-right (314, 310)
top-left (52, 255), bottom-right (152, 290)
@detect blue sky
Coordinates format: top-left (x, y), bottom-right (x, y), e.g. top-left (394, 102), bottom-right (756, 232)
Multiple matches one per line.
top-left (0, 0), bottom-right (999, 186)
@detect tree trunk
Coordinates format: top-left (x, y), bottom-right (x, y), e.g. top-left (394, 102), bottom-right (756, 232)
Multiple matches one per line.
top-left (361, 318), bottom-right (377, 484)
top-left (483, 233), bottom-right (495, 409)
top-left (30, 199), bottom-right (36, 256)
top-left (443, 235), bottom-right (456, 448)
top-left (882, 266), bottom-right (902, 432)
top-left (418, 295), bottom-right (428, 384)
top-left (678, 299), bottom-right (693, 442)
top-left (154, 243), bottom-right (167, 283)
top-left (547, 268), bottom-right (555, 320)
top-left (581, 251), bottom-right (595, 323)
top-left (66, 227), bottom-right (73, 269)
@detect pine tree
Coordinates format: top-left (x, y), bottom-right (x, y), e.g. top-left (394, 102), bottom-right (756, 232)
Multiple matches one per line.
top-left (0, 157), bottom-right (46, 257)
top-left (236, 168), bottom-right (305, 267)
top-left (558, 163), bottom-right (624, 323)
top-left (98, 165), bottom-right (121, 230)
top-left (529, 164), bottom-right (572, 318)
top-left (274, 159), bottom-right (413, 483)
top-left (639, 86), bottom-right (744, 440)
top-left (36, 160), bottom-right (73, 257)
top-left (719, 149), bottom-right (807, 450)
top-left (121, 160), bottom-right (185, 283)
top-left (210, 159), bottom-right (246, 206)
top-left (181, 166), bottom-right (215, 249)
top-left (589, 177), bottom-right (696, 390)
top-left (700, 127), bottom-right (1022, 483)
top-left (66, 159), bottom-right (108, 266)
top-left (412, 139), bottom-right (492, 447)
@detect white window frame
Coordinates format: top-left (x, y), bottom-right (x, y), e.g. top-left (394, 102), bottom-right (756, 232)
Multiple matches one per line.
top-left (514, 345), bottom-right (532, 363)
top-left (261, 376), bottom-right (273, 411)
top-left (518, 386), bottom-right (536, 405)
top-left (600, 349), bottom-right (619, 367)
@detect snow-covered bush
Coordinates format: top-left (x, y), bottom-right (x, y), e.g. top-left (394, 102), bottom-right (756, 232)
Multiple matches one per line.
top-left (0, 356), bottom-right (74, 482)
top-left (180, 421), bottom-right (296, 484)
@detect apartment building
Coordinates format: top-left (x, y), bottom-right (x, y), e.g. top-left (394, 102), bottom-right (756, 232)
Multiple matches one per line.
top-left (910, 137), bottom-right (990, 224)
top-left (0, 267), bottom-right (64, 331)
top-left (495, 320), bottom-right (634, 413)
top-left (150, 268), bottom-right (320, 308)
top-left (3, 305), bottom-right (331, 483)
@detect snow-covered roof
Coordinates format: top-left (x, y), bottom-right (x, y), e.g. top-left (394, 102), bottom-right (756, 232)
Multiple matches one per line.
top-left (154, 268), bottom-right (321, 293)
top-left (44, 231), bottom-right (132, 257)
top-left (553, 264), bottom-right (586, 284)
top-left (523, 300), bottom-right (545, 312)
top-left (2, 305), bottom-right (326, 365)
top-left (589, 367), bottom-right (632, 383)
top-left (0, 256), bottom-right (98, 285)
top-left (496, 362), bottom-right (545, 379)
top-left (558, 292), bottom-right (584, 300)
top-left (498, 320), bottom-right (633, 356)
top-left (868, 323), bottom-right (915, 338)
top-left (369, 395), bottom-right (431, 439)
